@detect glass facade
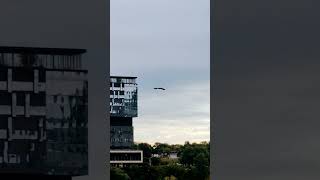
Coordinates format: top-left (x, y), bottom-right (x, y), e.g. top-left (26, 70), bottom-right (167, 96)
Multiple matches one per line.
top-left (110, 77), bottom-right (137, 118)
top-left (110, 76), bottom-right (137, 149)
top-left (0, 47), bottom-right (88, 176)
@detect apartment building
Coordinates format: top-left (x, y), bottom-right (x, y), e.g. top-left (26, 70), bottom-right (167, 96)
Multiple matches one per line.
top-left (109, 76), bottom-right (142, 165)
top-left (0, 46), bottom-right (88, 177)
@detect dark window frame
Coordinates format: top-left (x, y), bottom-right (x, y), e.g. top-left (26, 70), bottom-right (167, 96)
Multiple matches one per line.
top-left (38, 68), bottom-right (46, 82)
top-left (30, 92), bottom-right (46, 106)
top-left (0, 91), bottom-right (11, 105)
top-left (114, 83), bottom-right (121, 87)
top-left (16, 92), bottom-right (26, 106)
top-left (0, 67), bottom-right (7, 81)
top-left (12, 68), bottom-right (34, 82)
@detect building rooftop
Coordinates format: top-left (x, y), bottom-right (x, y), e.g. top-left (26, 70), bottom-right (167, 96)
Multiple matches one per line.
top-left (0, 46), bottom-right (86, 55)
top-left (110, 76), bottom-right (137, 79)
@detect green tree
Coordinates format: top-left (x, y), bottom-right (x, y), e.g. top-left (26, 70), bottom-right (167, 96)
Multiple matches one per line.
top-left (119, 141), bottom-right (210, 180)
top-left (153, 143), bottom-right (171, 156)
top-left (179, 142), bottom-right (209, 167)
top-left (179, 145), bottom-right (194, 166)
top-left (111, 167), bottom-right (130, 180)
top-left (137, 143), bottom-right (153, 158)
top-left (151, 157), bottom-right (161, 166)
top-left (194, 153), bottom-right (210, 179)
top-left (124, 164), bottom-right (152, 180)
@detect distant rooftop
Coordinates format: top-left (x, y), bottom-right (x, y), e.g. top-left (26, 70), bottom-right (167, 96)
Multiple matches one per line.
top-left (0, 46), bottom-right (86, 55)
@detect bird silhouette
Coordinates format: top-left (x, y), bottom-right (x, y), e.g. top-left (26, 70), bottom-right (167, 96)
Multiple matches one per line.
top-left (154, 88), bottom-right (166, 90)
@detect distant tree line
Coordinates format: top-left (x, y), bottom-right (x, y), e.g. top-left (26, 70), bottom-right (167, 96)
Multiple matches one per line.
top-left (111, 141), bottom-right (210, 180)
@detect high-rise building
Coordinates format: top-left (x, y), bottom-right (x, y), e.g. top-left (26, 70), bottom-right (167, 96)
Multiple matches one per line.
top-left (0, 46), bottom-right (88, 178)
top-left (109, 76), bottom-right (142, 165)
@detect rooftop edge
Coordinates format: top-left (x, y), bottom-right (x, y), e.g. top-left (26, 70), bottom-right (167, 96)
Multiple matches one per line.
top-left (0, 46), bottom-right (87, 55)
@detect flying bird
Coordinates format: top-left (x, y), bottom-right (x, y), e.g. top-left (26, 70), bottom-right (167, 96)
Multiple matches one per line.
top-left (154, 88), bottom-right (166, 90)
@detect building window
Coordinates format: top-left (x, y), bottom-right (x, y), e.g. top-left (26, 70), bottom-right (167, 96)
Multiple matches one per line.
top-left (114, 98), bottom-right (123, 104)
top-left (119, 91), bottom-right (125, 95)
top-left (38, 69), bottom-right (46, 82)
top-left (0, 68), bottom-right (7, 81)
top-left (114, 83), bottom-right (121, 87)
top-left (0, 116), bottom-right (8, 129)
top-left (30, 92), bottom-right (46, 106)
top-left (0, 91), bottom-right (11, 105)
top-left (16, 93), bottom-right (25, 106)
top-left (12, 68), bottom-right (34, 82)
top-left (112, 106), bottom-right (119, 112)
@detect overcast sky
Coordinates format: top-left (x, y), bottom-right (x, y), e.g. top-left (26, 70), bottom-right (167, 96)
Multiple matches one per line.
top-left (110, 0), bottom-right (210, 145)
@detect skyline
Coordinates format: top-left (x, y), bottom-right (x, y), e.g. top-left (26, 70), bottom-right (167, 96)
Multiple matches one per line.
top-left (111, 0), bottom-right (210, 145)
